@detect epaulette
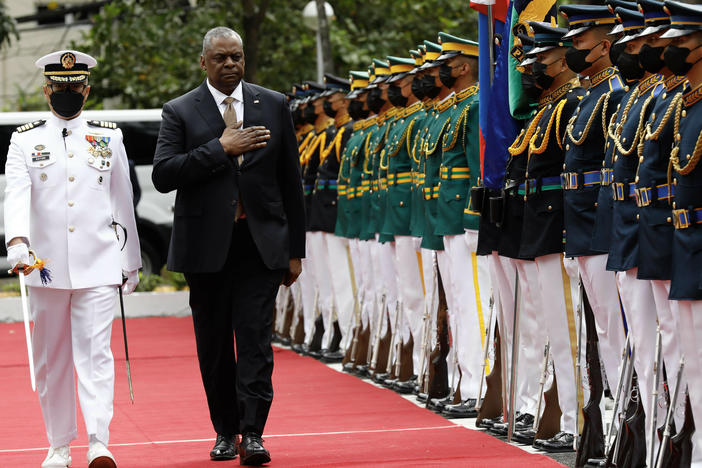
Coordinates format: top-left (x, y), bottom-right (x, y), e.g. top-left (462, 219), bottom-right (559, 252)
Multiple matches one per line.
top-left (436, 95), bottom-right (456, 113)
top-left (16, 120), bottom-right (46, 133)
top-left (87, 120), bottom-right (118, 129)
top-left (608, 74), bottom-right (624, 92)
top-left (456, 84), bottom-right (479, 102)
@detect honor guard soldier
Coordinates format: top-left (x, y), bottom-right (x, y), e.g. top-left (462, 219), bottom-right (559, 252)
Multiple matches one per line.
top-left (428, 32), bottom-right (490, 419)
top-left (300, 81), bottom-right (337, 358)
top-left (379, 55), bottom-right (426, 393)
top-left (518, 22), bottom-right (587, 452)
top-left (559, 4), bottom-right (628, 421)
top-left (601, 6), bottom-right (667, 455)
top-left (662, 1), bottom-right (702, 463)
top-left (634, 0), bottom-right (687, 432)
top-left (4, 50), bottom-right (141, 468)
top-left (311, 73), bottom-right (355, 362)
top-left (341, 71), bottom-right (375, 375)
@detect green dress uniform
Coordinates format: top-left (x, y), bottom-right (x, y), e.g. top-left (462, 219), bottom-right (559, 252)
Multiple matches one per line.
top-left (375, 108), bottom-right (399, 243)
top-left (434, 84), bottom-right (480, 235)
top-left (336, 119), bottom-right (367, 238)
top-left (409, 100), bottom-right (434, 238)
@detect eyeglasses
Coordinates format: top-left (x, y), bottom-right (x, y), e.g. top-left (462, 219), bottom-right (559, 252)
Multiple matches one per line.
top-left (48, 82), bottom-right (87, 93)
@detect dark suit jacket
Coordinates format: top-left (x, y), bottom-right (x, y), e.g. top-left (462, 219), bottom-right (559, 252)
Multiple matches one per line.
top-left (152, 80), bottom-right (306, 273)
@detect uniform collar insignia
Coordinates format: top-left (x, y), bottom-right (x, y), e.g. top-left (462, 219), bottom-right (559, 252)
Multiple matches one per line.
top-left (665, 75), bottom-right (687, 92)
top-left (590, 67), bottom-right (616, 88)
top-left (638, 74), bottom-right (664, 97)
top-left (683, 83), bottom-right (702, 107)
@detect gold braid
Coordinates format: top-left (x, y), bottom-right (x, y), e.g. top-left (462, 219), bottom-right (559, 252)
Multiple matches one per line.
top-left (670, 97), bottom-right (702, 175)
top-left (529, 102), bottom-right (561, 155)
top-left (567, 92), bottom-right (609, 146)
top-left (508, 107), bottom-right (545, 155)
top-left (646, 93), bottom-right (683, 141)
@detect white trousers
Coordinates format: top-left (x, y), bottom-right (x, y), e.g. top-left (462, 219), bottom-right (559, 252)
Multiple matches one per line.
top-left (616, 268), bottom-right (659, 451)
top-left (358, 240), bottom-right (377, 336)
top-left (493, 255), bottom-right (545, 417)
top-left (437, 249), bottom-right (459, 390)
top-left (575, 255), bottom-right (626, 396)
top-left (672, 300), bottom-right (702, 467)
top-left (30, 285), bottom-right (117, 448)
top-left (324, 234), bottom-right (356, 351)
top-left (299, 235), bottom-right (318, 344)
top-left (418, 248), bottom-right (439, 379)
top-left (393, 236), bottom-right (425, 372)
top-left (536, 254), bottom-right (580, 435)
top-left (307, 231), bottom-right (335, 348)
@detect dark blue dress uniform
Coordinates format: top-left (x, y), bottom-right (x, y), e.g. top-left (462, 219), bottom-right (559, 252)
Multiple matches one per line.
top-left (636, 75), bottom-right (686, 280)
top-left (560, 5), bottom-right (627, 257)
top-left (521, 82), bottom-right (585, 258)
top-left (605, 73), bottom-right (665, 271)
top-left (669, 83), bottom-right (702, 300)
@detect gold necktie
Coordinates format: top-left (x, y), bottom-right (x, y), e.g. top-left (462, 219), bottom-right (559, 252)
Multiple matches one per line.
top-left (223, 97), bottom-right (238, 127)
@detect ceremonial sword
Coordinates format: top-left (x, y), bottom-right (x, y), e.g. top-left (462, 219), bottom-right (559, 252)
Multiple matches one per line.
top-left (13, 266), bottom-right (36, 392)
top-left (113, 220), bottom-right (135, 403)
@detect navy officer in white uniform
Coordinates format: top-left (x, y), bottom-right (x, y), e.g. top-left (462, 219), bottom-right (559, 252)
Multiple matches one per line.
top-left (3, 50), bottom-right (141, 468)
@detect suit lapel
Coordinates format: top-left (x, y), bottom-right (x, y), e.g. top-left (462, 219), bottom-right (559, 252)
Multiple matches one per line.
top-left (194, 80), bottom-right (226, 138)
top-left (241, 82), bottom-right (263, 168)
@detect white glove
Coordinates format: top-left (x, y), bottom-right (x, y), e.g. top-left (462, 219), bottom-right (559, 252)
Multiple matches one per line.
top-left (121, 269), bottom-right (139, 295)
top-left (7, 243), bottom-right (30, 270)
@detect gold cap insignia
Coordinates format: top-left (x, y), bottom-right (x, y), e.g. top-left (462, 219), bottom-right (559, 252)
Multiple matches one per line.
top-left (61, 52), bottom-right (76, 70)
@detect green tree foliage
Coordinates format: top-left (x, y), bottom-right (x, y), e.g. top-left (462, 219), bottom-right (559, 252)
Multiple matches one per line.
top-left (0, 0), bottom-right (18, 51)
top-left (75, 0), bottom-right (478, 109)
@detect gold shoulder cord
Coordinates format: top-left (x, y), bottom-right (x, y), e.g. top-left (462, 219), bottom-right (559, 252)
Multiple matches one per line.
top-left (444, 105), bottom-right (470, 152)
top-left (529, 99), bottom-right (568, 155)
top-left (363, 133), bottom-right (374, 174)
top-left (405, 120), bottom-right (417, 157)
top-left (566, 92), bottom-right (609, 146)
top-left (670, 99), bottom-right (702, 175)
top-left (638, 92), bottom-right (683, 169)
top-left (424, 119), bottom-right (452, 156)
top-left (608, 83), bottom-right (656, 157)
top-left (555, 98), bottom-right (568, 149)
top-left (508, 107), bottom-right (546, 156)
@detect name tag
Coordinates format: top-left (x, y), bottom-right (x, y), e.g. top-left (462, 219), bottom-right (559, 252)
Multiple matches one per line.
top-left (31, 152), bottom-right (50, 162)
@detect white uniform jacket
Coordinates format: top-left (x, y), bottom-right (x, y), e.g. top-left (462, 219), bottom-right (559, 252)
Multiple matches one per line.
top-left (4, 114), bottom-right (141, 289)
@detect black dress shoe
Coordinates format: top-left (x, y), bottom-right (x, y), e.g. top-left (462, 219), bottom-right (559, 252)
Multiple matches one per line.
top-left (416, 392), bottom-right (428, 403)
top-left (512, 428), bottom-right (536, 444)
top-left (537, 431), bottom-right (575, 453)
top-left (477, 415), bottom-right (503, 429)
top-left (427, 396), bottom-right (453, 412)
top-left (291, 343), bottom-right (304, 354)
top-left (392, 379), bottom-right (416, 394)
top-left (321, 349), bottom-right (344, 363)
top-left (210, 434), bottom-right (238, 460)
top-left (585, 458), bottom-right (606, 467)
top-left (238, 433), bottom-right (271, 466)
top-left (442, 399), bottom-right (478, 418)
top-left (353, 364), bottom-right (369, 377)
top-left (372, 372), bottom-right (390, 384)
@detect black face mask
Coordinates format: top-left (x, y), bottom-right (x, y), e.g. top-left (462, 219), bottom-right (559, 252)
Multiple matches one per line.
top-left (639, 44), bottom-right (666, 74)
top-left (565, 42), bottom-right (603, 74)
top-left (617, 52), bottom-right (645, 81)
top-left (439, 63), bottom-right (457, 89)
top-left (323, 100), bottom-right (337, 118)
top-left (420, 74), bottom-right (441, 99)
top-left (49, 89), bottom-right (85, 118)
top-left (292, 107), bottom-right (303, 125)
top-left (387, 84), bottom-right (408, 107)
top-left (348, 100), bottom-right (369, 120)
top-left (664, 45), bottom-right (702, 76)
top-left (532, 62), bottom-right (555, 89)
top-left (303, 105), bottom-right (316, 124)
top-left (609, 41), bottom-right (626, 66)
top-left (411, 77), bottom-right (426, 100)
top-left (367, 87), bottom-right (385, 114)
top-left (521, 73), bottom-right (542, 100)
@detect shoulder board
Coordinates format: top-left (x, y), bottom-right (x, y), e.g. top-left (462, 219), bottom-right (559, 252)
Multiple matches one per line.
top-left (437, 95), bottom-right (457, 113)
top-left (16, 120), bottom-right (46, 133)
top-left (456, 84), bottom-right (479, 102)
top-left (353, 121), bottom-right (365, 131)
top-left (87, 120), bottom-right (118, 129)
top-left (608, 74), bottom-right (624, 92)
top-left (404, 101), bottom-right (424, 117)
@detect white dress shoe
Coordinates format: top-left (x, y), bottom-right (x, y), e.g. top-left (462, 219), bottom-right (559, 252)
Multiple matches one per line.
top-left (41, 446), bottom-right (71, 468)
top-left (87, 440), bottom-right (116, 468)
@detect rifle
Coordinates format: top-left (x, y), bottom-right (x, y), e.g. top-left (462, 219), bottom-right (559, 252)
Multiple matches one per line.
top-left (575, 291), bottom-right (605, 466)
top-left (425, 268), bottom-right (450, 405)
top-left (343, 244), bottom-right (362, 367)
top-left (535, 363), bottom-right (562, 441)
top-left (507, 268), bottom-right (520, 443)
top-left (665, 391), bottom-right (694, 468)
top-left (476, 324), bottom-right (503, 425)
top-left (370, 294), bottom-right (390, 375)
top-left (607, 345), bottom-right (636, 467)
top-left (605, 333), bottom-right (632, 454)
top-left (475, 291), bottom-right (495, 412)
top-left (574, 278), bottom-right (585, 450)
top-left (533, 339), bottom-right (550, 432)
top-left (655, 358), bottom-right (685, 468)
top-left (648, 326), bottom-right (664, 468)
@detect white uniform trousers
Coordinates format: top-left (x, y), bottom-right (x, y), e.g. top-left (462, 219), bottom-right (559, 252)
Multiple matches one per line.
top-left (358, 240), bottom-right (377, 337)
top-left (436, 248), bottom-right (459, 390)
top-left (497, 256), bottom-right (548, 418)
top-left (650, 280), bottom-right (686, 428)
top-left (307, 231), bottom-right (335, 348)
top-left (575, 255), bottom-right (626, 396)
top-left (672, 300), bottom-right (702, 467)
top-left (536, 254), bottom-right (580, 435)
top-left (324, 233), bottom-right (356, 351)
top-left (440, 231), bottom-right (490, 399)
top-left (299, 236), bottom-right (318, 344)
top-left (393, 236), bottom-right (425, 372)
top-left (30, 285), bottom-right (117, 448)
top-left (616, 268), bottom-right (658, 451)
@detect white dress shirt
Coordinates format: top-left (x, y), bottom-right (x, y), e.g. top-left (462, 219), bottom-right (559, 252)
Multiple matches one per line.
top-left (207, 79), bottom-right (244, 124)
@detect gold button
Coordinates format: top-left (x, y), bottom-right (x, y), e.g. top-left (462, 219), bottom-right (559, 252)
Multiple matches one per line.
top-left (636, 214), bottom-right (640, 220)
top-left (687, 154), bottom-right (691, 160)
top-left (667, 217), bottom-right (672, 223)
top-left (400, 201), bottom-right (404, 206)
top-left (651, 113), bottom-right (656, 120)
top-left (523, 196), bottom-right (527, 201)
top-left (586, 91), bottom-right (590, 96)
top-left (594, 202), bottom-right (598, 207)
top-left (635, 176), bottom-right (639, 183)
top-left (67, 153), bottom-right (74, 158)
top-left (617, 104), bottom-right (621, 110)
top-left (662, 93), bottom-right (667, 100)
top-left (455, 194), bottom-right (460, 199)
top-left (639, 156), bottom-right (644, 163)
top-left (682, 110), bottom-right (687, 118)
top-left (68, 226), bottom-right (75, 233)
top-left (547, 205), bottom-right (552, 211)
top-left (68, 201), bottom-right (74, 207)
top-left (566, 144), bottom-right (570, 150)
top-left (40, 163), bottom-right (44, 167)
top-left (563, 164), bottom-right (566, 170)
top-left (40, 173), bottom-right (47, 181)
top-left (674, 178), bottom-right (678, 184)
top-left (579, 131), bottom-right (582, 136)
top-left (69, 176), bottom-right (75, 182)
top-left (614, 156), bottom-right (618, 162)
top-left (548, 104), bottom-right (552, 109)
top-left (622, 137), bottom-right (626, 143)
top-left (563, 230), bottom-right (566, 234)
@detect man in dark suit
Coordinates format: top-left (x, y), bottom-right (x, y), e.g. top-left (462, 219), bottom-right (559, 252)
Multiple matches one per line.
top-left (152, 26), bottom-right (305, 465)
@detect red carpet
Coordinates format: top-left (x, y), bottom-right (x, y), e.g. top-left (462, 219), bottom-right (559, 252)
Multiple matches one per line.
top-left (0, 316), bottom-right (564, 467)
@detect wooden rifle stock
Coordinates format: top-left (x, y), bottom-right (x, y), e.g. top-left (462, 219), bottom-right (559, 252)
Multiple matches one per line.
top-left (426, 269), bottom-right (450, 403)
top-left (575, 292), bottom-right (606, 466)
top-left (476, 325), bottom-right (503, 424)
top-left (536, 369), bottom-right (562, 441)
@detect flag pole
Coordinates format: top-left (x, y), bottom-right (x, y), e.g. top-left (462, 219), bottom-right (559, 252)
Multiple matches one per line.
top-left (487, 4), bottom-right (495, 84)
